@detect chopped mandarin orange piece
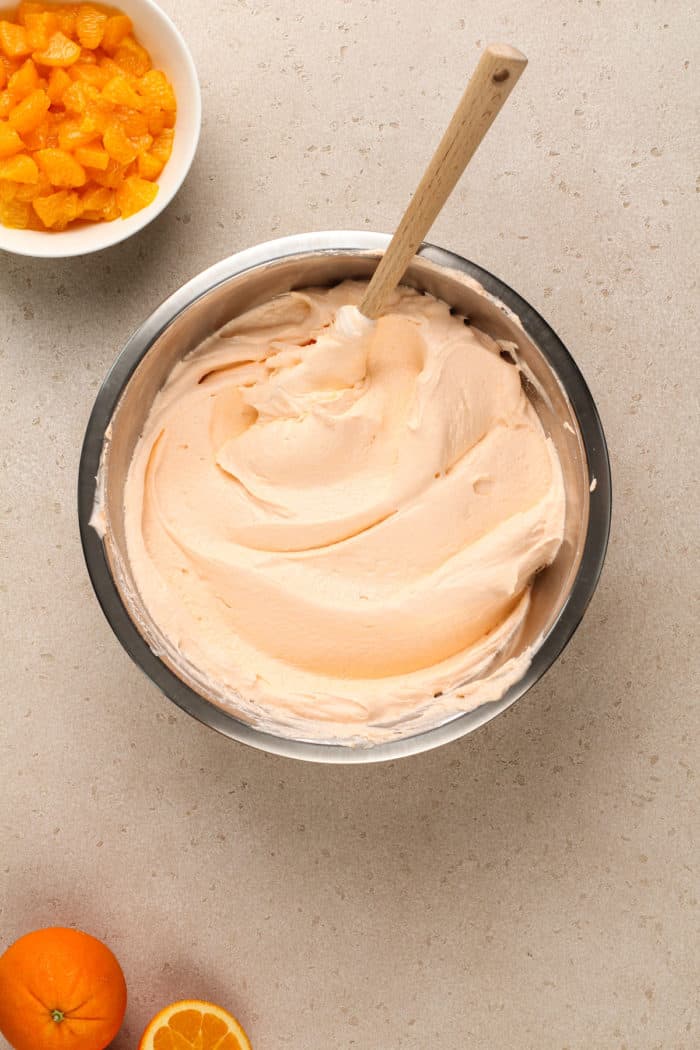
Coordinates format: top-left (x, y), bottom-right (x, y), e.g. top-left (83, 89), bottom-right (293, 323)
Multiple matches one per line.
top-left (32, 186), bottom-right (82, 227)
top-left (138, 69), bottom-right (176, 112)
top-left (57, 114), bottom-right (97, 150)
top-left (33, 31), bottom-right (81, 67)
top-left (97, 54), bottom-right (121, 78)
top-left (113, 36), bottom-right (150, 77)
top-left (75, 143), bottom-right (108, 169)
top-left (13, 169), bottom-right (51, 198)
top-left (24, 11), bottom-right (58, 50)
top-left (80, 183), bottom-right (109, 207)
top-left (0, 90), bottom-right (15, 118)
top-left (131, 131), bottom-right (152, 154)
top-left (144, 106), bottom-right (165, 136)
top-left (17, 2), bottom-right (45, 24)
top-left (21, 114), bottom-right (46, 148)
top-left (54, 5), bottom-right (80, 39)
top-left (69, 60), bottom-right (109, 88)
top-left (89, 154), bottom-right (123, 187)
top-left (101, 13), bottom-right (131, 55)
top-left (151, 127), bottom-right (174, 166)
top-left (76, 5), bottom-right (107, 49)
top-left (136, 149), bottom-right (162, 180)
top-left (117, 108), bottom-right (148, 137)
top-left (0, 152), bottom-right (39, 182)
top-left (7, 58), bottom-right (39, 99)
top-left (0, 4), bottom-right (175, 231)
top-left (103, 120), bottom-right (137, 164)
top-left (102, 72), bottom-right (141, 109)
top-left (115, 172), bottom-right (156, 217)
top-left (9, 87), bottom-right (50, 133)
top-left (0, 194), bottom-right (31, 226)
top-left (62, 77), bottom-right (100, 112)
top-left (24, 110), bottom-right (63, 149)
top-left (0, 51), bottom-right (20, 75)
top-left (47, 65), bottom-right (71, 102)
top-left (80, 181), bottom-right (113, 217)
top-left (35, 146), bottom-right (86, 186)
top-left (0, 21), bottom-right (32, 58)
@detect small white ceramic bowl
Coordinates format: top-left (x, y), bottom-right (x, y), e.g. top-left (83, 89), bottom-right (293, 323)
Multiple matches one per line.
top-left (0, 0), bottom-right (201, 258)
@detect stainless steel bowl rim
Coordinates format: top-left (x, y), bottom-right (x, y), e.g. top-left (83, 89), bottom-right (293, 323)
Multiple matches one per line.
top-left (78, 231), bottom-right (612, 764)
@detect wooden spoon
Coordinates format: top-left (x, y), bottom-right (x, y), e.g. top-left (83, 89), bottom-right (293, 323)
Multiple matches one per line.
top-left (359, 44), bottom-right (528, 321)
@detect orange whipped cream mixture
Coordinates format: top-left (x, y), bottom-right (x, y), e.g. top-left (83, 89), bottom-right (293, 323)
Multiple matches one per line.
top-left (122, 280), bottom-right (566, 740)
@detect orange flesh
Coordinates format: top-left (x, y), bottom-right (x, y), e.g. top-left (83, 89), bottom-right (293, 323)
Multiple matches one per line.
top-left (0, 2), bottom-right (176, 230)
top-left (141, 1005), bottom-right (252, 1050)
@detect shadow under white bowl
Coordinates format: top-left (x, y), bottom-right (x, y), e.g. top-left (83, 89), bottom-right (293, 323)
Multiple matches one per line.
top-left (0, 0), bottom-right (201, 259)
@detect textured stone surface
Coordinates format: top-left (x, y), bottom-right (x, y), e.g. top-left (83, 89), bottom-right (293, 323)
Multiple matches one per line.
top-left (0, 2), bottom-right (697, 1048)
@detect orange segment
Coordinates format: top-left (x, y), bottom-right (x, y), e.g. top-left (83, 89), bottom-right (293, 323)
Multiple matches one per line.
top-left (138, 69), bottom-right (176, 112)
top-left (80, 182), bottom-right (113, 215)
top-left (0, 120), bottom-right (22, 156)
top-left (24, 11), bottom-right (58, 50)
top-left (116, 108), bottom-right (148, 137)
top-left (21, 114), bottom-right (50, 149)
top-left (16, 2), bottom-right (46, 25)
top-left (137, 149), bottom-right (163, 179)
top-left (47, 65), bottom-right (71, 102)
top-left (138, 1001), bottom-right (252, 1050)
top-left (0, 51), bottom-right (21, 76)
top-left (76, 5), bottom-right (107, 49)
top-left (33, 31), bottom-right (82, 67)
top-left (54, 5), bottom-right (81, 39)
top-left (75, 143), bottom-right (108, 169)
top-left (151, 127), bottom-right (174, 166)
top-left (13, 169), bottom-right (51, 198)
top-left (115, 172), bottom-right (157, 216)
top-left (7, 57), bottom-right (39, 98)
top-left (58, 114), bottom-right (99, 150)
top-left (32, 186), bottom-right (82, 227)
top-left (103, 120), bottom-right (137, 164)
top-left (102, 72), bottom-right (141, 109)
top-left (35, 146), bottom-right (86, 186)
top-left (70, 60), bottom-right (109, 88)
top-left (101, 13), bottom-right (131, 55)
top-left (0, 89), bottom-right (14, 118)
top-left (113, 35), bottom-right (150, 77)
top-left (62, 76), bottom-right (99, 112)
top-left (8, 87), bottom-right (50, 133)
top-left (0, 21), bottom-right (32, 58)
top-left (0, 152), bottom-right (39, 182)
top-left (0, 195), bottom-right (31, 226)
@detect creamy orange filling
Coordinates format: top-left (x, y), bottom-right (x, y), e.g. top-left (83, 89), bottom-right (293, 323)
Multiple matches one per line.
top-left (122, 280), bottom-right (565, 739)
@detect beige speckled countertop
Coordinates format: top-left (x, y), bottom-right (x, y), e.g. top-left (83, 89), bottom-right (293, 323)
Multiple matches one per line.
top-left (1, 2), bottom-right (697, 1048)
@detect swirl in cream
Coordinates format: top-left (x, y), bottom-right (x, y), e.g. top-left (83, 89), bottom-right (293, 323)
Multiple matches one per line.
top-left (123, 280), bottom-right (565, 738)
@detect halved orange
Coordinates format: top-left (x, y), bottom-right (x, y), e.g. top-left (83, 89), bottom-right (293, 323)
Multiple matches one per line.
top-left (138, 1000), bottom-right (253, 1050)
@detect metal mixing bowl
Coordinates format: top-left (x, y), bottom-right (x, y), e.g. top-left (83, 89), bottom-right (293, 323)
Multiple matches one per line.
top-left (78, 232), bottom-right (611, 763)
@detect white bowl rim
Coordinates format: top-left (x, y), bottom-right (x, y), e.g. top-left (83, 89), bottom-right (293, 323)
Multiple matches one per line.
top-left (0, 0), bottom-right (201, 259)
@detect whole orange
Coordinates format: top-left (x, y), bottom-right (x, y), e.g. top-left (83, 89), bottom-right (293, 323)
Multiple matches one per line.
top-left (0, 927), bottom-right (127, 1050)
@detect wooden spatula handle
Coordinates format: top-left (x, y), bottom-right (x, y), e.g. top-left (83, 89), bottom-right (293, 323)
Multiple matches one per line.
top-left (359, 44), bottom-right (528, 320)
